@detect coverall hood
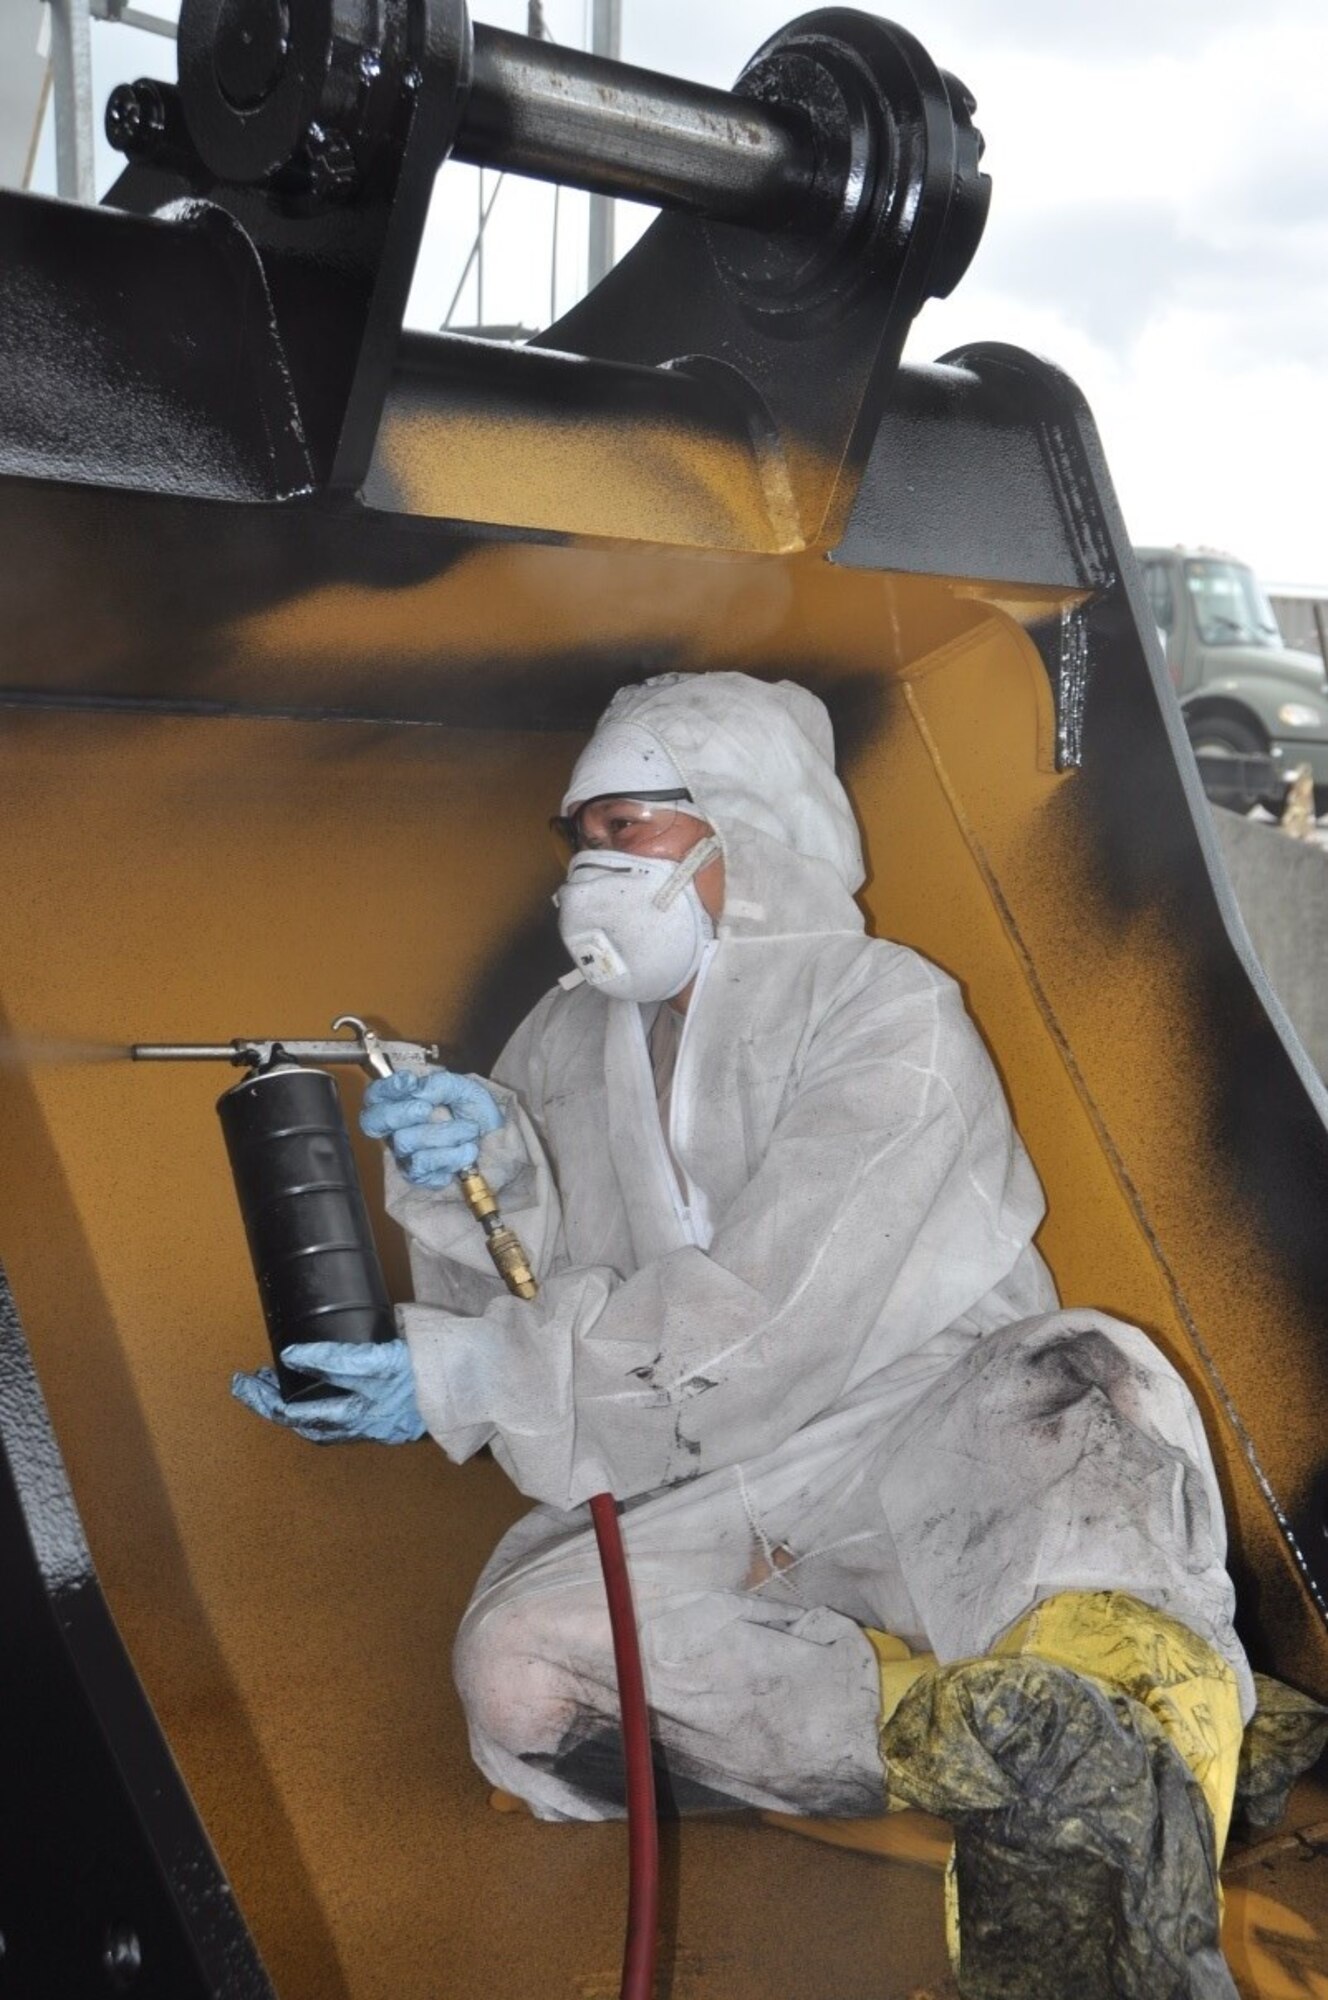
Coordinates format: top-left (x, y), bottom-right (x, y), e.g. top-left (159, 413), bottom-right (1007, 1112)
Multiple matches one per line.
top-left (565, 673), bottom-right (867, 938)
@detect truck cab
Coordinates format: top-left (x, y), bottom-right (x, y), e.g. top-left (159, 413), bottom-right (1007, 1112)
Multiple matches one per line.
top-left (1136, 545), bottom-right (1328, 810)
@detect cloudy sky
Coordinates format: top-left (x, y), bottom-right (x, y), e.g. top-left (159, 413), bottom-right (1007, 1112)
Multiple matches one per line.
top-left (22, 0), bottom-right (1328, 583)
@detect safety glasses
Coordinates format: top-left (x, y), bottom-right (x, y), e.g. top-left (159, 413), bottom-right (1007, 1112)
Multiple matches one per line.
top-left (549, 789), bottom-right (695, 856)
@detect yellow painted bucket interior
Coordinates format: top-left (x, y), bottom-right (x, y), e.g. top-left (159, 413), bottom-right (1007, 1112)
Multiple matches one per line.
top-left (1, 536), bottom-right (1323, 1996)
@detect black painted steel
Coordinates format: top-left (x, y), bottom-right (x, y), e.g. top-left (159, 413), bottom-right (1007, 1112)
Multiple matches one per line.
top-left (105, 0), bottom-right (472, 493)
top-left (217, 1062), bottom-right (396, 1400)
top-left (120, 2), bottom-right (981, 253)
top-left (708, 12), bottom-right (989, 324)
top-left (175, 0), bottom-right (470, 194)
top-left (87, 3), bottom-right (989, 525)
top-left (0, 1265), bottom-right (274, 1998)
top-left (0, 190), bottom-right (312, 502)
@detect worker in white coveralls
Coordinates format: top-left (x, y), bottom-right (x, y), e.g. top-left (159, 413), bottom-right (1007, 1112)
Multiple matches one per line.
top-left (235, 671), bottom-right (1324, 1999)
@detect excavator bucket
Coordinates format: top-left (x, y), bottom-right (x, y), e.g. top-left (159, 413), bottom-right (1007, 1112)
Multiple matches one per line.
top-left (1, 5), bottom-right (1326, 1994)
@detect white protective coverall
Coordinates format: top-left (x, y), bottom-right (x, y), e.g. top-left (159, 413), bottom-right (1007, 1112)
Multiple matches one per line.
top-left (386, 672), bottom-right (1251, 1821)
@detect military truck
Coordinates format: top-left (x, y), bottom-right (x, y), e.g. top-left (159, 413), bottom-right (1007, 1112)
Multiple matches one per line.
top-left (1270, 584), bottom-right (1328, 669)
top-left (1136, 545), bottom-right (1328, 812)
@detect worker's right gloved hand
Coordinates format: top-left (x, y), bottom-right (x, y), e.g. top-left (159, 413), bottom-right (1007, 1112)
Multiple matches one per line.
top-left (360, 1068), bottom-right (505, 1186)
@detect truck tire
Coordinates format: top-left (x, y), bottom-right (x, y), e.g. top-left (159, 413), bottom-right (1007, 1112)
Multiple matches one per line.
top-left (1184, 713), bottom-right (1278, 813)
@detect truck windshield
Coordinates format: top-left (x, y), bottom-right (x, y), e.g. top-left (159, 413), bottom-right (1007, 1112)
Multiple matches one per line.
top-left (1184, 559), bottom-right (1283, 648)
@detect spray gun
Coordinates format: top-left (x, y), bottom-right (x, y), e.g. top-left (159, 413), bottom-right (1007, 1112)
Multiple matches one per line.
top-left (136, 1016), bottom-right (653, 1997)
top-left (132, 1015), bottom-right (536, 1397)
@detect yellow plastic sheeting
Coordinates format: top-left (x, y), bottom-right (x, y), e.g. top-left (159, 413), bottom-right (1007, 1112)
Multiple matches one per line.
top-left (879, 1594), bottom-right (1242, 1973)
top-left (993, 1589), bottom-right (1243, 1860)
top-left (866, 1627), bottom-right (938, 1735)
top-left (763, 1604), bottom-right (1311, 1986)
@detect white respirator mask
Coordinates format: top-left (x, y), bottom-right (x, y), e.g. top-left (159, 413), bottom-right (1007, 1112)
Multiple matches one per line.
top-left (554, 836), bottom-right (722, 1003)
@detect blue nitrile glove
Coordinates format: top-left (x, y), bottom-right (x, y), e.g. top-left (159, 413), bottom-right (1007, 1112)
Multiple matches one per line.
top-left (359, 1068), bottom-right (505, 1187)
top-left (231, 1338), bottom-right (426, 1445)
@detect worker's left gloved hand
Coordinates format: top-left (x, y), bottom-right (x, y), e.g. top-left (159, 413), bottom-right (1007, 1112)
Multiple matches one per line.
top-left (360, 1068), bottom-right (505, 1187)
top-left (231, 1338), bottom-right (426, 1445)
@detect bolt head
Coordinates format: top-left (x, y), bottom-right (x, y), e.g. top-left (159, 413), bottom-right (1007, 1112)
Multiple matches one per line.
top-left (105, 81), bottom-right (165, 159)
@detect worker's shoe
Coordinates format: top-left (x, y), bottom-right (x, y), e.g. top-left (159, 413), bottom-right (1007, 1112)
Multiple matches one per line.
top-left (881, 1653), bottom-right (1236, 2000)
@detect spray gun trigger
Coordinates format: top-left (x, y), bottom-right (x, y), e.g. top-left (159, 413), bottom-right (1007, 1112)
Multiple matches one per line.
top-left (331, 1013), bottom-right (396, 1079)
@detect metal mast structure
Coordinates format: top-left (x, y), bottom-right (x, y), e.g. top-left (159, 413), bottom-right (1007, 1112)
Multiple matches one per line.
top-left (586, 0), bottom-right (622, 288)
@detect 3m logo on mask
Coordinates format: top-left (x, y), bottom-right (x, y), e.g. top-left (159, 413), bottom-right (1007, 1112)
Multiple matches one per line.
top-left (554, 843), bottom-right (720, 1003)
top-left (565, 927), bottom-right (630, 987)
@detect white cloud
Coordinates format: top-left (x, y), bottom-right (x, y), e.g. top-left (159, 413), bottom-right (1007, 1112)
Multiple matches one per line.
top-left (913, 0), bottom-right (1322, 58)
top-left (908, 12), bottom-right (1328, 581)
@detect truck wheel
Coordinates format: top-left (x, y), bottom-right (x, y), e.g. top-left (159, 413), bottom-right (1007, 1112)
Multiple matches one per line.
top-left (1184, 713), bottom-right (1275, 813)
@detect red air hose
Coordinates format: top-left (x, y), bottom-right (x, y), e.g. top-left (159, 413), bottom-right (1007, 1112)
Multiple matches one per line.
top-left (589, 1490), bottom-right (659, 2000)
top-left (444, 1128), bottom-right (657, 1991)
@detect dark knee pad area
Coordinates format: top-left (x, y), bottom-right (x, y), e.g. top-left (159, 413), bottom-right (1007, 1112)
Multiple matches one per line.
top-left (522, 1714), bottom-right (751, 1818)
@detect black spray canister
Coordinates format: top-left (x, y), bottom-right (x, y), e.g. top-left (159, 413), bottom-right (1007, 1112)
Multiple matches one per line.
top-left (217, 1055), bottom-right (395, 1400)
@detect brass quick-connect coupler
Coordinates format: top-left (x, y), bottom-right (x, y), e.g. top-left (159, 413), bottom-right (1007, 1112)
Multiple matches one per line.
top-left (456, 1169), bottom-right (538, 1299)
top-left (456, 1167), bottom-right (499, 1222)
top-left (484, 1227), bottom-right (538, 1300)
